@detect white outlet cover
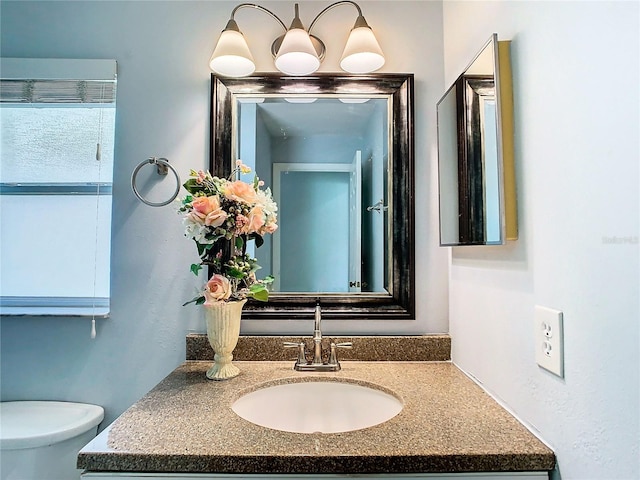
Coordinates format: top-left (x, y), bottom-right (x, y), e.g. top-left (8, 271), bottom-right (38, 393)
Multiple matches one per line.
top-left (534, 305), bottom-right (564, 377)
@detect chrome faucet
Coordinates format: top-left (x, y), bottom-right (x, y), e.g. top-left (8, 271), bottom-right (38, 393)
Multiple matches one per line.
top-left (312, 302), bottom-right (323, 365)
top-left (284, 302), bottom-right (352, 372)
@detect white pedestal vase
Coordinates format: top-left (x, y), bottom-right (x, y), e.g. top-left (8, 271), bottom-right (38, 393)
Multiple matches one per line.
top-left (204, 299), bottom-right (246, 380)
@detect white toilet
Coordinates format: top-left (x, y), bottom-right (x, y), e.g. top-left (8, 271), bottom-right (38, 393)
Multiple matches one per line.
top-left (0, 401), bottom-right (104, 480)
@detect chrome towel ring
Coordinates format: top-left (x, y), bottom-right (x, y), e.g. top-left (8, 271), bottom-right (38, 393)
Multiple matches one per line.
top-left (131, 157), bottom-right (181, 207)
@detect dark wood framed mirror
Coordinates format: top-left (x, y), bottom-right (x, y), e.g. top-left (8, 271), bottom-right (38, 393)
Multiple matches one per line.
top-left (210, 73), bottom-right (414, 319)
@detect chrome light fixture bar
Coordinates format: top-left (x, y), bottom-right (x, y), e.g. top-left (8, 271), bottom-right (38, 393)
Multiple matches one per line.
top-left (209, 1), bottom-right (385, 77)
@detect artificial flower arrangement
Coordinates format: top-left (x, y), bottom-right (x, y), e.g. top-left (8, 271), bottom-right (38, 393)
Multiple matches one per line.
top-left (178, 160), bottom-right (277, 306)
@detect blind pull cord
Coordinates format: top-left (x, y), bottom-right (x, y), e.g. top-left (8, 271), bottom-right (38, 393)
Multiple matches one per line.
top-left (91, 85), bottom-right (106, 339)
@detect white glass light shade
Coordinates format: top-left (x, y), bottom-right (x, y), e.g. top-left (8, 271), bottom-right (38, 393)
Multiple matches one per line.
top-left (274, 28), bottom-right (320, 76)
top-left (339, 97), bottom-right (370, 104)
top-left (340, 26), bottom-right (385, 74)
top-left (284, 97), bottom-right (317, 103)
top-left (209, 30), bottom-right (256, 77)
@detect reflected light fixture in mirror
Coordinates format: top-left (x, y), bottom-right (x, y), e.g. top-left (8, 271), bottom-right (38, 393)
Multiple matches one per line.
top-left (209, 1), bottom-right (385, 77)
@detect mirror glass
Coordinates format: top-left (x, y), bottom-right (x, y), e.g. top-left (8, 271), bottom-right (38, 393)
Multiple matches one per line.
top-left (437, 34), bottom-right (516, 246)
top-left (236, 96), bottom-right (388, 294)
top-left (211, 75), bottom-right (414, 319)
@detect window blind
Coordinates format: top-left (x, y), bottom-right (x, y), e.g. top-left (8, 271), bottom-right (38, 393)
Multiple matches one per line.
top-left (0, 58), bottom-right (117, 318)
top-left (0, 79), bottom-right (116, 104)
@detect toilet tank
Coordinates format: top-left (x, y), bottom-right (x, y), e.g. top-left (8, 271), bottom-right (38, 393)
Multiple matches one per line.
top-left (0, 401), bottom-right (104, 480)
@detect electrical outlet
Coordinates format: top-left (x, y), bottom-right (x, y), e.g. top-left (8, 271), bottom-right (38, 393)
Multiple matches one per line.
top-left (534, 306), bottom-right (564, 377)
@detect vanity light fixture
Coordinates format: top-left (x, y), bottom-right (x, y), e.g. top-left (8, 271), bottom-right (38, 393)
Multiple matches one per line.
top-left (209, 1), bottom-right (385, 77)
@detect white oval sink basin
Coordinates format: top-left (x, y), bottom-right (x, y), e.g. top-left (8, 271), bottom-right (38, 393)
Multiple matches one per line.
top-left (231, 381), bottom-right (403, 434)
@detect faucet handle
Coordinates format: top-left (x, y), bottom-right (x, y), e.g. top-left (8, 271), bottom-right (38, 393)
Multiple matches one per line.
top-left (328, 341), bottom-right (353, 367)
top-left (283, 341), bottom-right (307, 365)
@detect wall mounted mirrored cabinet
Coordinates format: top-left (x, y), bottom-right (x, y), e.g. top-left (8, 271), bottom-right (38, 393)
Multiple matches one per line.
top-left (211, 74), bottom-right (414, 319)
top-left (437, 34), bottom-right (517, 246)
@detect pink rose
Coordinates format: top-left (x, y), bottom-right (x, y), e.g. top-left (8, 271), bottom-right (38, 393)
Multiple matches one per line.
top-left (204, 209), bottom-right (227, 228)
top-left (188, 210), bottom-right (206, 225)
top-left (245, 206), bottom-right (265, 234)
top-left (204, 274), bottom-right (232, 304)
top-left (192, 196), bottom-right (218, 215)
top-left (224, 181), bottom-right (257, 204)
top-left (262, 221), bottom-right (278, 234)
top-left (191, 195), bottom-right (227, 228)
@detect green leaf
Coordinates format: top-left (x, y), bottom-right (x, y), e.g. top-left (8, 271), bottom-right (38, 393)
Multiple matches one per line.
top-left (249, 284), bottom-right (269, 302)
top-left (235, 236), bottom-right (244, 250)
top-left (248, 263), bottom-right (261, 274)
top-left (190, 264), bottom-right (202, 276)
top-left (182, 178), bottom-right (203, 195)
top-left (182, 295), bottom-right (205, 307)
top-left (227, 267), bottom-right (245, 279)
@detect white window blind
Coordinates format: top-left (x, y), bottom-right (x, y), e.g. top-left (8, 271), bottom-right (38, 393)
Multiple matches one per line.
top-left (0, 58), bottom-right (117, 317)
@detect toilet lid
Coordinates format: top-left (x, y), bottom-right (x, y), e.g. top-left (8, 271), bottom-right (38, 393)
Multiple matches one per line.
top-left (0, 401), bottom-right (104, 450)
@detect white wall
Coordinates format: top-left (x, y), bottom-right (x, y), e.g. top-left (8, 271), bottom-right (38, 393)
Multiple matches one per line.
top-left (0, 1), bottom-right (447, 426)
top-left (443, 2), bottom-right (639, 479)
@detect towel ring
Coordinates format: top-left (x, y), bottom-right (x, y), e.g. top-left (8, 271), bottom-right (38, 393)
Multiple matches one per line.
top-left (131, 157), bottom-right (181, 207)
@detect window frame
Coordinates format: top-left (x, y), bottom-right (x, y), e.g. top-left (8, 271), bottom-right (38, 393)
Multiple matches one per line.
top-left (0, 58), bottom-right (117, 317)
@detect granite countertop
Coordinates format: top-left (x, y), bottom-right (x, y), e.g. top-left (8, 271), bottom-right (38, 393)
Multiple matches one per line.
top-left (78, 358), bottom-right (555, 475)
